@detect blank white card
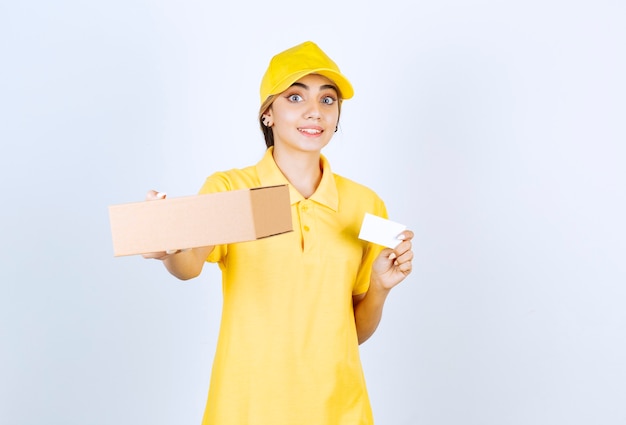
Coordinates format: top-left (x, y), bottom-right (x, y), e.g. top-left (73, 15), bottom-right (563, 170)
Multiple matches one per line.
top-left (358, 213), bottom-right (407, 248)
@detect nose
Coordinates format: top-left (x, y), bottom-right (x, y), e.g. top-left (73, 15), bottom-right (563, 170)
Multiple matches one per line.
top-left (304, 100), bottom-right (321, 120)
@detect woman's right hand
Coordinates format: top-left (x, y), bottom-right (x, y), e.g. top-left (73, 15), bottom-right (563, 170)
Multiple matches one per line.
top-left (140, 189), bottom-right (213, 280)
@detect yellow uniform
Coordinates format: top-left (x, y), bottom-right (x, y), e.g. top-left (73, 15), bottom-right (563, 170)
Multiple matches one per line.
top-left (199, 147), bottom-right (387, 425)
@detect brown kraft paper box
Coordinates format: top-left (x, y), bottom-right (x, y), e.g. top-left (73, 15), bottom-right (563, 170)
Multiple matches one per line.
top-left (109, 185), bottom-right (292, 257)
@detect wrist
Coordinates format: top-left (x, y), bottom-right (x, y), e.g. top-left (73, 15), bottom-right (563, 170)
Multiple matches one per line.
top-left (369, 276), bottom-right (392, 297)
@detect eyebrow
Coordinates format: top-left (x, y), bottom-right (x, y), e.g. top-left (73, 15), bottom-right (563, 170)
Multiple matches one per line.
top-left (290, 82), bottom-right (339, 93)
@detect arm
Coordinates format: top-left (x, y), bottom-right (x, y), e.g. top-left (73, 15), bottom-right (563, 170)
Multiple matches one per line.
top-left (141, 190), bottom-right (215, 281)
top-left (353, 230), bottom-right (414, 344)
top-left (159, 246), bottom-right (214, 280)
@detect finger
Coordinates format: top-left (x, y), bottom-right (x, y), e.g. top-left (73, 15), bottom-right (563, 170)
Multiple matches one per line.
top-left (165, 248), bottom-right (191, 255)
top-left (396, 229), bottom-right (414, 242)
top-left (397, 260), bottom-right (412, 274)
top-left (393, 237), bottom-right (413, 255)
top-left (146, 190), bottom-right (167, 201)
top-left (395, 250), bottom-right (414, 265)
top-left (142, 251), bottom-right (168, 260)
top-left (393, 230), bottom-right (413, 252)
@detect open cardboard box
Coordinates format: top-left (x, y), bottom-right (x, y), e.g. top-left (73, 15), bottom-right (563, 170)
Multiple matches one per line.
top-left (109, 185), bottom-right (292, 257)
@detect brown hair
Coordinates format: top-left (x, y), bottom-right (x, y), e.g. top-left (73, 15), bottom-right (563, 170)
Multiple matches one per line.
top-left (259, 96), bottom-right (276, 148)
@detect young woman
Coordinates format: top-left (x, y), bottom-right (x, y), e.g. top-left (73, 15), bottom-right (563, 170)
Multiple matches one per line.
top-left (144, 41), bottom-right (414, 425)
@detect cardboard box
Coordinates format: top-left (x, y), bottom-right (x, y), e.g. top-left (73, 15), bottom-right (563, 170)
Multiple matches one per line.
top-left (109, 185), bottom-right (292, 257)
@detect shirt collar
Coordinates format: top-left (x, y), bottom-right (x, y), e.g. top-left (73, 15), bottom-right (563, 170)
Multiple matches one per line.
top-left (256, 147), bottom-right (339, 211)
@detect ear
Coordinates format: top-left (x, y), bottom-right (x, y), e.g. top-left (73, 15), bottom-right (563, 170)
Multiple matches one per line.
top-left (262, 109), bottom-right (274, 127)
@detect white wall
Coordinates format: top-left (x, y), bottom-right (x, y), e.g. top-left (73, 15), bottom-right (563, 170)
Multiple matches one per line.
top-left (1, 1), bottom-right (625, 424)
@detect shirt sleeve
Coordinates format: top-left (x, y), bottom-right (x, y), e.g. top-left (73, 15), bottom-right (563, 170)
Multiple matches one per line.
top-left (352, 197), bottom-right (388, 295)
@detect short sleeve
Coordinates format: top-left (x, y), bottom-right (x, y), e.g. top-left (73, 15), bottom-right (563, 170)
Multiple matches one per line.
top-left (352, 198), bottom-right (389, 295)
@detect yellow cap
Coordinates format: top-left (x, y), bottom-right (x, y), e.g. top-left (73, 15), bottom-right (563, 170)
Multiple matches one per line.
top-left (259, 41), bottom-right (354, 104)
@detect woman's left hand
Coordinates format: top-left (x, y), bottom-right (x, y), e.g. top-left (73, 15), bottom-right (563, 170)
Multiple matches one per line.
top-left (370, 230), bottom-right (414, 291)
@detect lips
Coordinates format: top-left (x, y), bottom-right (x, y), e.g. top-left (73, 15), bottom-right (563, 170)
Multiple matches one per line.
top-left (298, 127), bottom-right (323, 135)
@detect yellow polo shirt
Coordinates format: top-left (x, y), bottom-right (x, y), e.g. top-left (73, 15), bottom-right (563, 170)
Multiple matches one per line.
top-left (199, 147), bottom-right (387, 425)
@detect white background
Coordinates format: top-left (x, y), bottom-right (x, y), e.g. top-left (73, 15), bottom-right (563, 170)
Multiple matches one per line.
top-left (1, 1), bottom-right (625, 424)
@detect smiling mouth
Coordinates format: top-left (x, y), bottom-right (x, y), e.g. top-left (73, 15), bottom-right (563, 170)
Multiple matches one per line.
top-left (298, 128), bottom-right (323, 135)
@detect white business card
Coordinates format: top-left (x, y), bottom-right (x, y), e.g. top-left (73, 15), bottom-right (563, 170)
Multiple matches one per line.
top-left (358, 213), bottom-right (407, 248)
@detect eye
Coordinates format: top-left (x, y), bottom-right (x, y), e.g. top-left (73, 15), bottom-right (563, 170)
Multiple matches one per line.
top-left (287, 94), bottom-right (303, 102)
top-left (321, 96), bottom-right (336, 105)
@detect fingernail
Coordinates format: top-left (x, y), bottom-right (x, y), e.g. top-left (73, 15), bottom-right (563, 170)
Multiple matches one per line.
top-left (157, 192), bottom-right (167, 199)
top-left (165, 249), bottom-right (178, 254)
top-left (396, 234), bottom-right (406, 241)
top-left (388, 252), bottom-right (397, 260)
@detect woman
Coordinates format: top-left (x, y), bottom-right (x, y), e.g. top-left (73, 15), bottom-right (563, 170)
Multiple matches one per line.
top-left (145, 41), bottom-right (414, 425)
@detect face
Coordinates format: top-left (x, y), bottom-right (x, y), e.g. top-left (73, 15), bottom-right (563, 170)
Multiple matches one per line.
top-left (264, 74), bottom-right (340, 154)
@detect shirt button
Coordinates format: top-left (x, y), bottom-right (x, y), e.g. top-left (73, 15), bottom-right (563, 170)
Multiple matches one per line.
top-left (303, 225), bottom-right (310, 232)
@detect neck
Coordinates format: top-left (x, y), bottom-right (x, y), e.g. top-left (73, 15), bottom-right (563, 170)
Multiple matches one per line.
top-left (272, 147), bottom-right (322, 199)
